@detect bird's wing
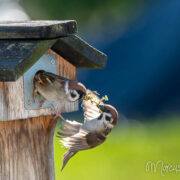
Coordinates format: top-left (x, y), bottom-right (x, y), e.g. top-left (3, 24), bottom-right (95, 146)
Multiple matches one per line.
top-left (61, 130), bottom-right (106, 170)
top-left (61, 129), bottom-right (106, 151)
top-left (82, 89), bottom-right (103, 122)
top-left (57, 119), bottom-right (82, 138)
top-left (43, 71), bottom-right (67, 81)
top-left (39, 71), bottom-right (67, 88)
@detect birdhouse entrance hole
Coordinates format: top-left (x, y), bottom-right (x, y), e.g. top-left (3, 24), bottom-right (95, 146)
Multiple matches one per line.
top-left (24, 51), bottom-right (58, 110)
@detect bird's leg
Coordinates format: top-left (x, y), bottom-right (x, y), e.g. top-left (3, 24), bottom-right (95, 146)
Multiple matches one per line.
top-left (57, 113), bottom-right (66, 122)
top-left (33, 88), bottom-right (38, 102)
top-left (40, 98), bottom-right (46, 107)
top-left (33, 87), bottom-right (46, 107)
top-left (51, 104), bottom-right (66, 121)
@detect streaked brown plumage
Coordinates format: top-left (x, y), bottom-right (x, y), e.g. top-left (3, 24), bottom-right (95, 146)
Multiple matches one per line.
top-left (33, 70), bottom-right (86, 106)
top-left (56, 90), bottom-right (118, 171)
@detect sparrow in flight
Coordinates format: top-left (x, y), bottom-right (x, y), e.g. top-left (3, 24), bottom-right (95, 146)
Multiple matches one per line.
top-left (33, 70), bottom-right (86, 106)
top-left (56, 90), bottom-right (118, 171)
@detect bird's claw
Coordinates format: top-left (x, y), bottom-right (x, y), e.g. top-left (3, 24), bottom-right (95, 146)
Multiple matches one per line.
top-left (51, 104), bottom-right (66, 121)
top-left (51, 104), bottom-right (58, 114)
top-left (40, 98), bottom-right (46, 107)
top-left (33, 88), bottom-right (38, 102)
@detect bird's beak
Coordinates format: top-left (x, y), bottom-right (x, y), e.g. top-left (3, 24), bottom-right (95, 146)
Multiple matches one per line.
top-left (99, 105), bottom-right (105, 112)
top-left (77, 82), bottom-right (87, 99)
top-left (79, 83), bottom-right (87, 95)
top-left (82, 91), bottom-right (86, 97)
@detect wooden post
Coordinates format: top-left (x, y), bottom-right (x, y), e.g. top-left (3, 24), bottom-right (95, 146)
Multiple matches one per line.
top-left (0, 50), bottom-right (77, 180)
top-left (0, 116), bottom-right (56, 180)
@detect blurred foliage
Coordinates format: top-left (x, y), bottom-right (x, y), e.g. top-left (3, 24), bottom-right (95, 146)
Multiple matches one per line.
top-left (20, 0), bottom-right (145, 26)
top-left (54, 117), bottom-right (180, 180)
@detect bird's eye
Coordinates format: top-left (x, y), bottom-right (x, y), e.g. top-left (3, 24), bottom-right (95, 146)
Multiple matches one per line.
top-left (70, 90), bottom-right (77, 98)
top-left (105, 115), bottom-right (111, 122)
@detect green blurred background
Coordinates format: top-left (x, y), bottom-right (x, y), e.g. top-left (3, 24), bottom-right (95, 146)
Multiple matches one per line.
top-left (53, 117), bottom-right (180, 180)
top-left (8, 0), bottom-right (180, 179)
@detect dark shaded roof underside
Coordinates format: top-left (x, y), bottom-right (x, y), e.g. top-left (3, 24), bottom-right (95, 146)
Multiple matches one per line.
top-left (0, 21), bottom-right (107, 81)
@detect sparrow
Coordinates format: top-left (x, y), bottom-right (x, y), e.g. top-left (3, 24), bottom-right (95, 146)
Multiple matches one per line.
top-left (56, 90), bottom-right (118, 171)
top-left (33, 70), bottom-right (86, 106)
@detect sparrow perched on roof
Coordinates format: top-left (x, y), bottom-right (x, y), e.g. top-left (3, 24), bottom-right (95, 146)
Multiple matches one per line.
top-left (56, 90), bottom-right (118, 171)
top-left (33, 70), bottom-right (86, 106)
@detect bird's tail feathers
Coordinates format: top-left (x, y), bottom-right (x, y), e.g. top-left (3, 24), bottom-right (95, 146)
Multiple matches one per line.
top-left (61, 151), bottom-right (77, 171)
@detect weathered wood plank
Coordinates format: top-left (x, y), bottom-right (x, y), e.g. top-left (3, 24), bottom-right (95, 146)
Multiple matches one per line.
top-left (0, 20), bottom-right (77, 39)
top-left (52, 35), bottom-right (107, 69)
top-left (0, 115), bottom-right (57, 180)
top-left (0, 35), bottom-right (107, 81)
top-left (0, 39), bottom-right (57, 81)
top-left (0, 50), bottom-right (78, 121)
top-left (47, 49), bottom-right (77, 80)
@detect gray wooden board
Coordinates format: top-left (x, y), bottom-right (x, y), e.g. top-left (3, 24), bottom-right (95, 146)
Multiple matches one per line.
top-left (0, 20), bottom-right (77, 39)
top-left (52, 35), bottom-right (107, 69)
top-left (0, 34), bottom-right (107, 82)
top-left (0, 39), bottom-right (57, 81)
top-left (24, 53), bottom-right (58, 110)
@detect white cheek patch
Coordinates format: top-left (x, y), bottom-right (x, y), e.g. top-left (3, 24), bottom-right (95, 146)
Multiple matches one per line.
top-left (103, 113), bottom-right (114, 128)
top-left (104, 112), bottom-right (112, 120)
top-left (64, 80), bottom-right (69, 95)
top-left (68, 95), bottom-right (79, 101)
top-left (106, 123), bottom-right (114, 129)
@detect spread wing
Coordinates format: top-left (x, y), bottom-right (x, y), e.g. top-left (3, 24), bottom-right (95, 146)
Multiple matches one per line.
top-left (61, 129), bottom-right (106, 151)
top-left (61, 130), bottom-right (106, 170)
top-left (57, 119), bottom-right (82, 138)
top-left (82, 89), bottom-right (103, 122)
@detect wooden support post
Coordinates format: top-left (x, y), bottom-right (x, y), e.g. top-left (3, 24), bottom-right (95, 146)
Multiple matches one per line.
top-left (0, 50), bottom-right (77, 180)
top-left (0, 116), bottom-right (56, 180)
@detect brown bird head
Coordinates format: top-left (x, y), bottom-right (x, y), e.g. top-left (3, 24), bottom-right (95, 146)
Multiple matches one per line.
top-left (33, 70), bottom-right (46, 85)
top-left (67, 80), bottom-right (87, 102)
top-left (99, 104), bottom-right (118, 126)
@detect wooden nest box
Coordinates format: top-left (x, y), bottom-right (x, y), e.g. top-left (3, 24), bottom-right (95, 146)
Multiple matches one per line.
top-left (0, 21), bottom-right (107, 180)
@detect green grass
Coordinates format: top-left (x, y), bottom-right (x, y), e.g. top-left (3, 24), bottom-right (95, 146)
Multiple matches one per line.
top-left (54, 117), bottom-right (180, 180)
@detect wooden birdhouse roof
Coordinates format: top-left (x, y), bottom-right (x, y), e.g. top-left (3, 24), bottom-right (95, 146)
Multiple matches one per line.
top-left (0, 20), bottom-right (107, 81)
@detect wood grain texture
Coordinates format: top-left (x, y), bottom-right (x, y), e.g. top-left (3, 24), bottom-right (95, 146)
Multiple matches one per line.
top-left (0, 115), bottom-right (57, 180)
top-left (0, 50), bottom-right (78, 121)
top-left (47, 49), bottom-right (77, 80)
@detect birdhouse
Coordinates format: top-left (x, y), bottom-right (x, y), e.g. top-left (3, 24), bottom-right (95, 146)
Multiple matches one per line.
top-left (0, 21), bottom-right (107, 180)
